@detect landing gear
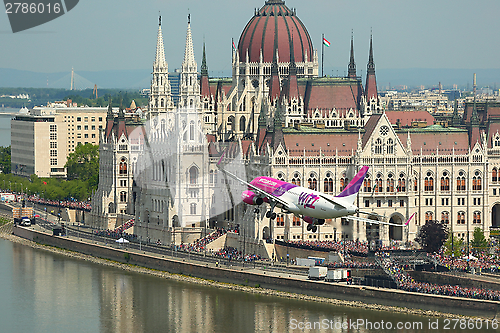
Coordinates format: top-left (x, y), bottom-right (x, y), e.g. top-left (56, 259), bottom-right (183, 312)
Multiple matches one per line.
top-left (265, 210), bottom-right (277, 220)
top-left (307, 224), bottom-right (318, 233)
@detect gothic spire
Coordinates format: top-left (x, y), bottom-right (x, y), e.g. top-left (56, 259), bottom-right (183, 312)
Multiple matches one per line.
top-left (367, 32), bottom-right (375, 75)
top-left (182, 14), bottom-right (196, 68)
top-left (201, 42), bottom-right (208, 76)
top-left (154, 15), bottom-right (167, 69)
top-left (348, 31), bottom-right (357, 78)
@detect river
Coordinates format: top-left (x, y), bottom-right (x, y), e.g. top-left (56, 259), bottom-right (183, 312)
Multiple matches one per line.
top-left (0, 238), bottom-right (495, 333)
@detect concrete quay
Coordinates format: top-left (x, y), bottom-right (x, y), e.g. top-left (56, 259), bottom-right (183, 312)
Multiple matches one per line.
top-left (8, 223), bottom-right (500, 319)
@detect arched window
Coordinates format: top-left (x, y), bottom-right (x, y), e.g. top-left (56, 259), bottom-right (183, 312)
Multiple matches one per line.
top-left (425, 211), bottom-right (433, 223)
top-left (457, 171), bottom-right (466, 191)
top-left (387, 138), bottom-right (394, 154)
top-left (277, 173), bottom-right (285, 181)
top-left (375, 138), bottom-right (382, 154)
top-left (239, 116), bottom-right (246, 132)
top-left (441, 172), bottom-right (450, 191)
top-left (493, 168), bottom-right (498, 182)
top-left (386, 174), bottom-right (394, 192)
top-left (457, 211), bottom-right (465, 224)
top-left (472, 171), bottom-right (482, 191)
top-left (424, 172), bottom-right (434, 191)
top-left (189, 166), bottom-right (198, 184)
top-left (228, 116), bottom-right (235, 132)
top-left (120, 191), bottom-right (127, 202)
top-left (308, 173), bottom-right (317, 191)
top-left (119, 158), bottom-right (127, 175)
top-left (363, 178), bottom-right (372, 192)
top-left (339, 173), bottom-right (349, 191)
top-left (276, 214), bottom-right (284, 227)
top-left (375, 173), bottom-right (383, 193)
top-left (398, 173), bottom-right (406, 192)
top-left (441, 211), bottom-right (449, 224)
top-left (324, 172), bottom-right (334, 193)
top-left (291, 172), bottom-right (301, 186)
top-left (473, 211), bottom-right (481, 224)
top-left (292, 215), bottom-right (301, 227)
top-left (189, 121), bottom-right (195, 141)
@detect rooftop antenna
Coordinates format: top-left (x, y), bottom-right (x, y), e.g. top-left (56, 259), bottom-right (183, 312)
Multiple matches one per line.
top-left (70, 67), bottom-right (74, 90)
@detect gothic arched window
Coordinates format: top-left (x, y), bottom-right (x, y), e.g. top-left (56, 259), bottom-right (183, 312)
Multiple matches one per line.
top-left (339, 173), bottom-right (349, 191)
top-left (472, 171), bottom-right (482, 191)
top-left (441, 172), bottom-right (450, 191)
top-left (386, 174), bottom-right (394, 192)
top-left (291, 172), bottom-right (301, 186)
top-left (189, 166), bottom-right (198, 184)
top-left (457, 171), bottom-right (466, 191)
top-left (387, 138), bottom-right (394, 154)
top-left (324, 172), bottom-right (334, 193)
top-left (375, 138), bottom-right (382, 154)
top-left (308, 173), bottom-right (317, 191)
top-left (119, 158), bottom-right (127, 175)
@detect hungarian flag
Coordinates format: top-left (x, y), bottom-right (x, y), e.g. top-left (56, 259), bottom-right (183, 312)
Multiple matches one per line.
top-left (232, 40), bottom-right (236, 51)
top-left (323, 37), bottom-right (330, 47)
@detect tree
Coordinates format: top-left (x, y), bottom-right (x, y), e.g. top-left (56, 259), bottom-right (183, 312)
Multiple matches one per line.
top-left (471, 227), bottom-right (488, 253)
top-left (444, 233), bottom-right (464, 257)
top-left (415, 220), bottom-right (448, 253)
top-left (65, 143), bottom-right (99, 191)
top-left (0, 146), bottom-right (11, 174)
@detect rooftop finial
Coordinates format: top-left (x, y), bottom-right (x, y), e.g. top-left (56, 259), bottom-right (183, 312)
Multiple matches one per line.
top-left (159, 11), bottom-right (161, 26)
top-left (188, 13), bottom-right (190, 24)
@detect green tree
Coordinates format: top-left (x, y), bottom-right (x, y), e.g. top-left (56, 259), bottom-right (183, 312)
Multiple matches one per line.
top-left (444, 233), bottom-right (464, 257)
top-left (415, 220), bottom-right (448, 253)
top-left (0, 146), bottom-right (11, 174)
top-left (65, 143), bottom-right (99, 191)
top-left (471, 227), bottom-right (488, 252)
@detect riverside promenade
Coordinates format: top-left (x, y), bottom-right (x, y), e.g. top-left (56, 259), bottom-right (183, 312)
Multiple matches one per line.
top-left (3, 218), bottom-right (499, 320)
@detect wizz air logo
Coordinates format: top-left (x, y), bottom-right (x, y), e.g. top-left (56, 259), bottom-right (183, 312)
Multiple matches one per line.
top-left (298, 192), bottom-right (319, 209)
top-left (4, 0), bottom-right (79, 33)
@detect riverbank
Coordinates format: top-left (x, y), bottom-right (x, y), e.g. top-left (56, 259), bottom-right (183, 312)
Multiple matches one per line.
top-left (0, 223), bottom-right (495, 320)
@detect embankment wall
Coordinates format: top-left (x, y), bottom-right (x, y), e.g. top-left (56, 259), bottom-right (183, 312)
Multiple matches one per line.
top-left (12, 226), bottom-right (500, 316)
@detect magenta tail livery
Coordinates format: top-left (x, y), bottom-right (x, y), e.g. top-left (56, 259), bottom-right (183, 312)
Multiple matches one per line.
top-left (217, 161), bottom-right (370, 232)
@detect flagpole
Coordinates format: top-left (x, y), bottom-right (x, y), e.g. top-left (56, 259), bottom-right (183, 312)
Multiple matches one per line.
top-left (321, 33), bottom-right (324, 77)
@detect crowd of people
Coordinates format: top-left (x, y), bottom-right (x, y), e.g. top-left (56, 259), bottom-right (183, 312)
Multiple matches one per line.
top-left (327, 260), bottom-right (378, 269)
top-left (94, 229), bottom-right (138, 242)
top-left (114, 219), bottom-right (134, 234)
top-left (214, 246), bottom-right (262, 262)
top-left (428, 252), bottom-right (500, 273)
top-left (26, 195), bottom-right (91, 211)
top-left (176, 226), bottom-right (239, 253)
top-left (377, 252), bottom-right (500, 301)
top-left (285, 240), bottom-right (369, 255)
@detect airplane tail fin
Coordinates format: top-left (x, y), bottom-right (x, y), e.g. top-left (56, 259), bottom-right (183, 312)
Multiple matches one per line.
top-left (334, 166), bottom-right (369, 205)
top-left (405, 212), bottom-right (416, 226)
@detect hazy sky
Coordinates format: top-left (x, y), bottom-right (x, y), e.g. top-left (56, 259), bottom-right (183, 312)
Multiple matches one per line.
top-left (1, 0), bottom-right (500, 74)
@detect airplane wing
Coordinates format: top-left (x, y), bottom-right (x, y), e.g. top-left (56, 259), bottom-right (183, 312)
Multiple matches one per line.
top-left (217, 155), bottom-right (290, 209)
top-left (346, 215), bottom-right (408, 227)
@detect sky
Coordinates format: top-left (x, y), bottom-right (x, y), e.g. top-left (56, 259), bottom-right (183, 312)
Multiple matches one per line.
top-left (1, 0), bottom-right (500, 76)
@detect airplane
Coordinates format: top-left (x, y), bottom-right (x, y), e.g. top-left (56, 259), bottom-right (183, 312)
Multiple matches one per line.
top-left (217, 156), bottom-right (390, 232)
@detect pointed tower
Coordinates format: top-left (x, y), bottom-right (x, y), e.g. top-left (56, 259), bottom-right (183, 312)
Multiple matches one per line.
top-left (365, 34), bottom-right (379, 113)
top-left (179, 14), bottom-right (200, 110)
top-left (149, 15), bottom-right (173, 118)
top-left (348, 32), bottom-right (357, 79)
top-left (200, 42), bottom-right (209, 97)
top-left (452, 98), bottom-right (461, 126)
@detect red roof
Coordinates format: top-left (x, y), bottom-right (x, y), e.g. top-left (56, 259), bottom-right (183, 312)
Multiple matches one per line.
top-left (385, 110), bottom-right (435, 127)
top-left (284, 132), bottom-right (358, 156)
top-left (303, 80), bottom-right (362, 116)
top-left (238, 1), bottom-right (313, 63)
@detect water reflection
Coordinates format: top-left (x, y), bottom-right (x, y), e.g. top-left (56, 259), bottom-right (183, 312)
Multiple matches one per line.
top-left (0, 239), bottom-right (465, 332)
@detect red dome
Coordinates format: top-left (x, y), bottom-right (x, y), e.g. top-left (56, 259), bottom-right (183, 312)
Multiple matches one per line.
top-left (238, 0), bottom-right (314, 64)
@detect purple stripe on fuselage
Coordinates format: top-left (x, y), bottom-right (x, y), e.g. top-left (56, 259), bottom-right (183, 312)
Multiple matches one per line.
top-left (250, 177), bottom-right (297, 197)
top-left (336, 166), bottom-right (369, 198)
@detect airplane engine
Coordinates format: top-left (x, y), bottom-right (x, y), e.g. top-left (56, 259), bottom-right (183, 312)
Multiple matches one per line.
top-left (242, 190), bottom-right (264, 205)
top-left (302, 216), bottom-right (325, 225)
